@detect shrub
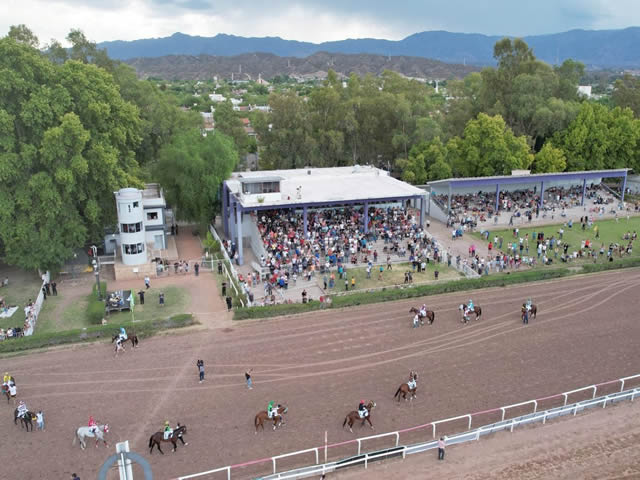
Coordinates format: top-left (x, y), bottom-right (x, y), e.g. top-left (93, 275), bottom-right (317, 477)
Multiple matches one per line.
top-left (86, 281), bottom-right (108, 324)
top-left (0, 314), bottom-right (197, 354)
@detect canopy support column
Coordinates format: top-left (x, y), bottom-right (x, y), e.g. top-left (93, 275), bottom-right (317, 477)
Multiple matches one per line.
top-left (303, 206), bottom-right (308, 238)
top-left (363, 201), bottom-right (369, 233)
top-left (495, 183), bottom-right (500, 213)
top-left (236, 206), bottom-right (243, 265)
top-left (581, 178), bottom-right (587, 206)
top-left (539, 181), bottom-right (545, 209)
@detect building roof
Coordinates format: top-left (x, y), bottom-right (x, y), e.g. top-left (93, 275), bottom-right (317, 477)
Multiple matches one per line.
top-left (427, 169), bottom-right (629, 189)
top-left (226, 166), bottom-right (425, 209)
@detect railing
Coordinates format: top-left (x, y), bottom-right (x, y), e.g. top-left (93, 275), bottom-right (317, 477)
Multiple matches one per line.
top-left (175, 372), bottom-right (640, 480)
top-left (209, 224), bottom-right (249, 307)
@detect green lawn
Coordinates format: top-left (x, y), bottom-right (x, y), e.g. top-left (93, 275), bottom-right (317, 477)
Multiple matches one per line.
top-left (105, 286), bottom-right (190, 324)
top-left (317, 261), bottom-right (461, 292)
top-left (473, 216), bottom-right (640, 265)
top-left (36, 285), bottom-right (190, 333)
top-left (0, 264), bottom-right (43, 330)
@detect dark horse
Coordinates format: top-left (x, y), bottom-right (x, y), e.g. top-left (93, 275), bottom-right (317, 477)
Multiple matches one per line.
top-left (394, 372), bottom-right (418, 402)
top-left (459, 304), bottom-right (482, 324)
top-left (1, 384), bottom-right (14, 403)
top-left (149, 424), bottom-right (187, 454)
top-left (342, 401), bottom-right (376, 433)
top-left (409, 307), bottom-right (435, 326)
top-left (254, 404), bottom-right (288, 433)
top-left (522, 304), bottom-right (537, 320)
top-left (14, 409), bottom-right (34, 431)
top-left (111, 334), bottom-right (139, 349)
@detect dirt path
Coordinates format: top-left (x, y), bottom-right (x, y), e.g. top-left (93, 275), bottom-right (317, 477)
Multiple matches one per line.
top-left (333, 399), bottom-right (640, 480)
top-left (2, 268), bottom-right (640, 479)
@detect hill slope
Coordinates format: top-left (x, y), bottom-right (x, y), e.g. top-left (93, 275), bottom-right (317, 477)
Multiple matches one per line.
top-left (125, 51), bottom-right (478, 81)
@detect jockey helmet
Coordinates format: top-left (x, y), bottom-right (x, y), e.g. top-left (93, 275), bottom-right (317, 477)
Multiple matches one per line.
top-left (360, 399), bottom-right (365, 404)
top-left (165, 420), bottom-right (170, 426)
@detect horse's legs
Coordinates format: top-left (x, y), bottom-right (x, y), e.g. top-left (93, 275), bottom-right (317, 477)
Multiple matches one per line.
top-left (157, 443), bottom-right (164, 455)
top-left (365, 416), bottom-right (374, 430)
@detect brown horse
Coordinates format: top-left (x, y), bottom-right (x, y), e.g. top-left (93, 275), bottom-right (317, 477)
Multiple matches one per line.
top-left (409, 307), bottom-right (435, 325)
top-left (148, 424), bottom-right (187, 454)
top-left (254, 405), bottom-right (288, 433)
top-left (459, 304), bottom-right (482, 324)
top-left (522, 304), bottom-right (537, 319)
top-left (394, 373), bottom-right (418, 402)
top-left (111, 334), bottom-right (139, 349)
top-left (14, 409), bottom-right (35, 431)
top-left (342, 401), bottom-right (376, 433)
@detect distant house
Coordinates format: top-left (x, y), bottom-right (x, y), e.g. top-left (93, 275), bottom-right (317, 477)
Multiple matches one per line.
top-left (250, 105), bottom-right (271, 112)
top-left (200, 112), bottom-right (214, 132)
top-left (577, 85), bottom-right (592, 98)
top-left (209, 93), bottom-right (226, 102)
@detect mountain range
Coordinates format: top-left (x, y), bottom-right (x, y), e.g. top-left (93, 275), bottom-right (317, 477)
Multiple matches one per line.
top-left (125, 51), bottom-right (478, 81)
top-left (99, 27), bottom-right (640, 68)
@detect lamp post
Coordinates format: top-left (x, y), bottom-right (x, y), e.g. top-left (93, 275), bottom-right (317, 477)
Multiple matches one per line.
top-left (92, 259), bottom-right (102, 301)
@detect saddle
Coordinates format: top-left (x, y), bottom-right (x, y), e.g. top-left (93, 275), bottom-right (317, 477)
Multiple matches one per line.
top-left (358, 409), bottom-right (368, 419)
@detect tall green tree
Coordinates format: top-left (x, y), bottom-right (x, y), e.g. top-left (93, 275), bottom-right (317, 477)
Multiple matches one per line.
top-left (155, 129), bottom-right (238, 225)
top-left (450, 113), bottom-right (533, 177)
top-left (613, 74), bottom-right (640, 117)
top-left (0, 36), bottom-right (142, 270)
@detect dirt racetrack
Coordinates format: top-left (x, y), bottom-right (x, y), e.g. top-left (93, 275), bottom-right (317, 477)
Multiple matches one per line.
top-left (2, 268), bottom-right (640, 479)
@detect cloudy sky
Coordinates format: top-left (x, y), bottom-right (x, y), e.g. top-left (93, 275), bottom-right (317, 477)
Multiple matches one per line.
top-left (2, 0), bottom-right (640, 45)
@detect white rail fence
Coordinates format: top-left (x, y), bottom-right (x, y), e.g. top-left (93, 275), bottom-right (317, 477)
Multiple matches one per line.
top-left (175, 373), bottom-right (640, 480)
top-left (208, 224), bottom-right (249, 307)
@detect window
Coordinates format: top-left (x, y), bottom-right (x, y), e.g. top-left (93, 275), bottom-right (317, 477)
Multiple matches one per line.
top-left (133, 201), bottom-right (139, 208)
top-left (123, 243), bottom-right (145, 255)
top-left (241, 181), bottom-right (280, 194)
top-left (121, 222), bottom-right (142, 233)
top-left (146, 211), bottom-right (159, 221)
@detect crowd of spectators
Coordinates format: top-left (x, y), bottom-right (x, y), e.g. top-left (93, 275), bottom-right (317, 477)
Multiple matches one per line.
top-left (437, 184), bottom-right (614, 231)
top-left (464, 216), bottom-right (636, 276)
top-left (222, 205), bottom-right (447, 302)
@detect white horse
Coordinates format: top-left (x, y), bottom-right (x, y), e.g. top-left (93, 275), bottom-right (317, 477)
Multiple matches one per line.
top-left (73, 424), bottom-right (110, 450)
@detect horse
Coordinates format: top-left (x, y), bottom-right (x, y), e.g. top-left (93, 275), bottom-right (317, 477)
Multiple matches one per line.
top-left (254, 405), bottom-right (288, 433)
top-left (2, 384), bottom-right (15, 404)
top-left (112, 334), bottom-right (139, 352)
top-left (342, 401), bottom-right (376, 433)
top-left (459, 304), bottom-right (482, 324)
top-left (73, 424), bottom-right (110, 450)
top-left (522, 304), bottom-right (537, 320)
top-left (394, 373), bottom-right (418, 402)
top-left (409, 307), bottom-right (435, 326)
top-left (148, 424), bottom-right (188, 454)
top-left (14, 409), bottom-right (35, 431)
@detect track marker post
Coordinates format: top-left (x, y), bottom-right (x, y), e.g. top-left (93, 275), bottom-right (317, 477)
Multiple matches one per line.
top-left (324, 430), bottom-right (327, 464)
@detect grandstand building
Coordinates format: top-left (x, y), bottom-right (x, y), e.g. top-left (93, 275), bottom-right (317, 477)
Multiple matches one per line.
top-left (221, 166), bottom-right (427, 265)
top-left (426, 169), bottom-right (629, 222)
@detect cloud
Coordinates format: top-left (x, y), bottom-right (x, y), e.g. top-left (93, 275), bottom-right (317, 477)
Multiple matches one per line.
top-left (2, 0), bottom-right (640, 46)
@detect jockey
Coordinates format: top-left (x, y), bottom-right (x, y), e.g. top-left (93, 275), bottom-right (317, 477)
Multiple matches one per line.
top-left (526, 298), bottom-right (532, 311)
top-left (408, 374), bottom-right (417, 390)
top-left (358, 400), bottom-right (368, 418)
top-left (17, 400), bottom-right (28, 418)
top-left (268, 401), bottom-right (276, 418)
top-left (163, 420), bottom-right (173, 439)
top-left (3, 372), bottom-right (10, 385)
top-left (420, 304), bottom-right (427, 316)
top-left (88, 415), bottom-right (97, 433)
top-left (467, 299), bottom-right (474, 312)
top-left (119, 327), bottom-right (128, 342)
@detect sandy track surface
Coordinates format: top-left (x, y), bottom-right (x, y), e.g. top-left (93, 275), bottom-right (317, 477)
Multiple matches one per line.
top-left (2, 269), bottom-right (640, 479)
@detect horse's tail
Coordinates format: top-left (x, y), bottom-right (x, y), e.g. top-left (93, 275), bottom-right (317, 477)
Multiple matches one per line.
top-left (342, 415), bottom-right (348, 428)
top-left (477, 307), bottom-right (482, 317)
top-left (149, 435), bottom-right (154, 448)
top-left (394, 386), bottom-right (401, 399)
top-left (254, 414), bottom-right (260, 428)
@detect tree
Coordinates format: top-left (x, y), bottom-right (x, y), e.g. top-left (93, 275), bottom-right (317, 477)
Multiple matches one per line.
top-left (155, 129), bottom-right (238, 226)
top-left (7, 24), bottom-right (39, 48)
top-left (533, 142), bottom-right (566, 173)
top-left (214, 99), bottom-right (248, 154)
top-left (451, 113), bottom-right (533, 177)
top-left (0, 37), bottom-right (142, 270)
top-left (613, 74), bottom-right (640, 117)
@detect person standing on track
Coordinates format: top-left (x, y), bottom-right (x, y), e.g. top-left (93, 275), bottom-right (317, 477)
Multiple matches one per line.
top-left (245, 368), bottom-right (253, 389)
top-left (438, 437), bottom-right (446, 460)
top-left (197, 360), bottom-right (205, 383)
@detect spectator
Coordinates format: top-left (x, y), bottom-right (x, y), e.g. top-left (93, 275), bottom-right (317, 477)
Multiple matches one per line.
top-left (71, 474), bottom-right (80, 480)
top-left (438, 437), bottom-right (446, 460)
top-left (36, 410), bottom-right (44, 431)
top-left (138, 289), bottom-right (145, 305)
top-left (51, 281), bottom-right (57, 296)
top-left (217, 261), bottom-right (223, 274)
top-left (222, 281), bottom-right (227, 297)
top-left (194, 263), bottom-right (200, 276)
top-left (144, 276), bottom-right (150, 289)
top-left (197, 360), bottom-right (205, 383)
top-left (159, 292), bottom-right (165, 306)
top-left (226, 296), bottom-right (232, 311)
top-left (245, 368), bottom-right (253, 389)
